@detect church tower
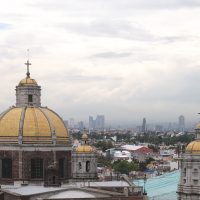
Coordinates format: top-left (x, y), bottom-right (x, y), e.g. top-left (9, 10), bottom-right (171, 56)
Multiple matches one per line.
top-left (177, 123), bottom-right (200, 199)
top-left (16, 60), bottom-right (41, 107)
top-left (72, 133), bottom-right (97, 180)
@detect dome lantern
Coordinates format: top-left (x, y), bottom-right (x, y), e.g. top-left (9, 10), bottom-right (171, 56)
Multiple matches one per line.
top-left (16, 60), bottom-right (41, 107)
top-left (186, 122), bottom-right (200, 153)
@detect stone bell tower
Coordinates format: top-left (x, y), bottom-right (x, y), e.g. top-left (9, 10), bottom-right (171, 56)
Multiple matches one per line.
top-left (16, 60), bottom-right (41, 107)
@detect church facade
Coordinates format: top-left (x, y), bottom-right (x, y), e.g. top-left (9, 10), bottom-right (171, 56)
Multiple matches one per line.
top-left (0, 60), bottom-right (72, 185)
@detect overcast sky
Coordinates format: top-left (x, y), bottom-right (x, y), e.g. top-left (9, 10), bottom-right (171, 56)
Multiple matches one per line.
top-left (1, 0), bottom-right (200, 125)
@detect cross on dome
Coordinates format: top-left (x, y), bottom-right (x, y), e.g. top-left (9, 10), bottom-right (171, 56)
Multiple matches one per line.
top-left (25, 60), bottom-right (31, 78)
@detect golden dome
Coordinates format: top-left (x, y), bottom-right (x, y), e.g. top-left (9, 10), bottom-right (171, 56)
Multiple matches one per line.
top-left (82, 133), bottom-right (88, 140)
top-left (186, 140), bottom-right (200, 153)
top-left (76, 145), bottom-right (94, 153)
top-left (0, 107), bottom-right (69, 144)
top-left (196, 123), bottom-right (200, 129)
top-left (19, 77), bottom-right (38, 86)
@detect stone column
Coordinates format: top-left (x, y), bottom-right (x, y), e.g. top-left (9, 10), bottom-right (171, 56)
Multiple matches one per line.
top-left (0, 159), bottom-right (2, 178)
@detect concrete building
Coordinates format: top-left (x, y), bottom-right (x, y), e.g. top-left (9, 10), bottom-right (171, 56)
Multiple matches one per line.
top-left (142, 118), bottom-right (146, 133)
top-left (89, 115), bottom-right (105, 130)
top-left (177, 122), bottom-right (200, 199)
top-left (89, 116), bottom-right (95, 129)
top-left (96, 115), bottom-right (105, 129)
top-left (178, 115), bottom-right (185, 132)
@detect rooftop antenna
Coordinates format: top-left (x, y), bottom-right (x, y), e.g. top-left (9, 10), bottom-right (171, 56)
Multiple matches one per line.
top-left (24, 49), bottom-right (31, 78)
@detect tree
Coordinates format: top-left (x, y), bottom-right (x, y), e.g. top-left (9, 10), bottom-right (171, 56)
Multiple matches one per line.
top-left (112, 160), bottom-right (139, 174)
top-left (97, 156), bottom-right (112, 167)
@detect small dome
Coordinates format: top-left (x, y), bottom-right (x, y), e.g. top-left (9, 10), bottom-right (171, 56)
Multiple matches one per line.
top-left (82, 133), bottom-right (88, 140)
top-left (186, 140), bottom-right (200, 153)
top-left (19, 77), bottom-right (38, 86)
top-left (76, 145), bottom-right (94, 153)
top-left (196, 123), bottom-right (200, 129)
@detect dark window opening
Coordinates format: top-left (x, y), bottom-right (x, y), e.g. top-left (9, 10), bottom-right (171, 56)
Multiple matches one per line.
top-left (28, 94), bottom-right (33, 103)
top-left (31, 158), bottom-right (43, 179)
top-left (79, 162), bottom-right (82, 170)
top-left (59, 158), bottom-right (65, 178)
top-left (53, 176), bottom-right (56, 184)
top-left (86, 161), bottom-right (90, 172)
top-left (2, 158), bottom-right (12, 178)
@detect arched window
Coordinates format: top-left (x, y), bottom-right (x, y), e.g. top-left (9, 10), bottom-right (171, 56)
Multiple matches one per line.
top-left (79, 162), bottom-right (82, 170)
top-left (183, 168), bottom-right (186, 177)
top-left (2, 158), bottom-right (12, 178)
top-left (31, 158), bottom-right (43, 179)
top-left (59, 158), bottom-right (65, 178)
top-left (86, 161), bottom-right (90, 172)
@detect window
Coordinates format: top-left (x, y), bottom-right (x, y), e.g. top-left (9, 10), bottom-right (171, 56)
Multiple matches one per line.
top-left (193, 168), bottom-right (198, 176)
top-left (59, 158), bottom-right (65, 178)
top-left (79, 162), bottom-right (82, 170)
top-left (86, 161), bottom-right (90, 172)
top-left (31, 158), bottom-right (43, 179)
top-left (28, 94), bottom-right (33, 103)
top-left (183, 168), bottom-right (186, 177)
top-left (2, 158), bottom-right (12, 178)
top-left (193, 179), bottom-right (198, 185)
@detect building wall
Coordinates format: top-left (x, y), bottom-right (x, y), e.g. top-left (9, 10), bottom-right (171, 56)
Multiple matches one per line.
top-left (72, 152), bottom-right (97, 179)
top-left (0, 150), bottom-right (71, 184)
top-left (177, 153), bottom-right (200, 199)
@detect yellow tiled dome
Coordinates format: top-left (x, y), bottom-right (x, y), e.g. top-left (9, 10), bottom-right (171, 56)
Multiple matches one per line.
top-left (0, 107), bottom-right (69, 144)
top-left (76, 145), bottom-right (94, 153)
top-left (186, 140), bottom-right (200, 153)
top-left (196, 123), bottom-right (200, 129)
top-left (81, 133), bottom-right (88, 140)
top-left (19, 77), bottom-right (38, 86)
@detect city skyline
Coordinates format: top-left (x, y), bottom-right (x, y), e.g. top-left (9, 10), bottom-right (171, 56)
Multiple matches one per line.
top-left (1, 1), bottom-right (200, 123)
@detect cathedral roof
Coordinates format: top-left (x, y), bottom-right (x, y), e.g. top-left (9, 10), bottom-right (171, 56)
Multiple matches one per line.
top-left (0, 106), bottom-right (69, 145)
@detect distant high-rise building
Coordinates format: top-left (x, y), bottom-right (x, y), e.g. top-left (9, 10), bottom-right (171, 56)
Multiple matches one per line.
top-left (155, 125), bottom-right (163, 132)
top-left (89, 116), bottom-right (95, 129)
top-left (96, 115), bottom-right (105, 129)
top-left (69, 118), bottom-right (75, 128)
top-left (64, 120), bottom-right (68, 128)
top-left (78, 121), bottom-right (84, 131)
top-left (142, 118), bottom-right (146, 133)
top-left (89, 115), bottom-right (105, 130)
top-left (178, 115), bottom-right (185, 132)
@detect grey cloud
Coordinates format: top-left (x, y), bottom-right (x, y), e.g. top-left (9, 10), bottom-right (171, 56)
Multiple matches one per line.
top-left (126, 65), bottom-right (200, 105)
top-left (161, 35), bottom-right (200, 43)
top-left (61, 20), bottom-right (156, 41)
top-left (62, 20), bottom-right (198, 44)
top-left (42, 73), bottom-right (122, 82)
top-left (92, 51), bottom-right (132, 59)
top-left (63, 75), bottom-right (122, 82)
top-left (30, 0), bottom-right (200, 11)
